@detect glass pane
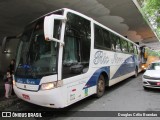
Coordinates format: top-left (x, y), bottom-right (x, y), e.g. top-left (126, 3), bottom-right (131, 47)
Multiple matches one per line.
top-left (115, 38), bottom-right (122, 52)
top-left (128, 42), bottom-right (133, 53)
top-left (63, 12), bottom-right (91, 78)
top-left (120, 38), bottom-right (129, 53)
top-left (15, 18), bottom-right (60, 78)
top-left (95, 25), bottom-right (103, 48)
top-left (103, 29), bottom-right (111, 50)
top-left (134, 45), bottom-right (138, 54)
top-left (149, 63), bottom-right (160, 70)
top-left (63, 36), bottom-right (78, 64)
top-left (110, 33), bottom-right (119, 51)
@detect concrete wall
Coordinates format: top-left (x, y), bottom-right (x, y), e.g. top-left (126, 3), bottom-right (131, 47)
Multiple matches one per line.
top-left (0, 39), bottom-right (19, 74)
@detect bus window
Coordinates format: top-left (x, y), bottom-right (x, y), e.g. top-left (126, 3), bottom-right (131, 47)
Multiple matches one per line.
top-left (94, 25), bottom-right (111, 50)
top-left (133, 45), bottom-right (138, 54)
top-left (110, 33), bottom-right (120, 51)
top-left (94, 25), bottom-right (103, 49)
top-left (63, 12), bottom-right (91, 79)
top-left (115, 37), bottom-right (122, 52)
top-left (103, 29), bottom-right (111, 50)
top-left (128, 42), bottom-right (134, 53)
top-left (120, 39), bottom-right (129, 53)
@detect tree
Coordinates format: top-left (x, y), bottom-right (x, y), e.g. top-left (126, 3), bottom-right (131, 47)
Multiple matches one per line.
top-left (143, 0), bottom-right (160, 23)
top-left (139, 0), bottom-right (160, 38)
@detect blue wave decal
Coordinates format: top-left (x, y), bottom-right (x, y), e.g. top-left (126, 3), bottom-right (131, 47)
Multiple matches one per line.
top-left (111, 55), bottom-right (136, 79)
top-left (83, 55), bottom-right (138, 89)
top-left (15, 77), bottom-right (40, 85)
top-left (83, 66), bottom-right (110, 89)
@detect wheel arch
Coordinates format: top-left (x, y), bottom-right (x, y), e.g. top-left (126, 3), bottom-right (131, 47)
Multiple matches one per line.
top-left (83, 67), bottom-right (110, 89)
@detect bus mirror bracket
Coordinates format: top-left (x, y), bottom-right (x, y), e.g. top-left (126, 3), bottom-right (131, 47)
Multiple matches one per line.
top-left (44, 14), bottom-right (66, 46)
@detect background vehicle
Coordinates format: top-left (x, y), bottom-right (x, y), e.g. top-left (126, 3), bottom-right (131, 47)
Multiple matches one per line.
top-left (2, 8), bottom-right (141, 108)
top-left (142, 61), bottom-right (160, 89)
top-left (140, 46), bottom-right (159, 71)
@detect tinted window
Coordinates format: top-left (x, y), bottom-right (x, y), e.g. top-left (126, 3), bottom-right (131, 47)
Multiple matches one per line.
top-left (128, 42), bottom-right (134, 53)
top-left (120, 38), bottom-right (129, 53)
top-left (110, 33), bottom-right (120, 51)
top-left (148, 62), bottom-right (160, 70)
top-left (94, 25), bottom-right (111, 50)
top-left (133, 45), bottom-right (138, 54)
top-left (115, 38), bottom-right (122, 52)
top-left (103, 29), bottom-right (111, 49)
top-left (94, 25), bottom-right (104, 49)
top-left (63, 12), bottom-right (91, 78)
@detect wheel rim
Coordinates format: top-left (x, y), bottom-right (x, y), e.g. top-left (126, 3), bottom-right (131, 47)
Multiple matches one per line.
top-left (97, 76), bottom-right (105, 95)
top-left (98, 80), bottom-right (104, 92)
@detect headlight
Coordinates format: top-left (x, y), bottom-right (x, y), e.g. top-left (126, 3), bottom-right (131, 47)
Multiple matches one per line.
top-left (142, 65), bottom-right (145, 68)
top-left (41, 82), bottom-right (55, 90)
top-left (40, 80), bottom-right (63, 90)
top-left (141, 65), bottom-right (147, 69)
top-left (143, 75), bottom-right (151, 79)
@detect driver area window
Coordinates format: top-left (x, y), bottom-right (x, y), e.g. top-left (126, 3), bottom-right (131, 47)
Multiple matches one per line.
top-left (62, 12), bottom-right (91, 79)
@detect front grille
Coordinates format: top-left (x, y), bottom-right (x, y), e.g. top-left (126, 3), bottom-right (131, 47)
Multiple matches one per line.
top-left (148, 81), bottom-right (160, 86)
top-left (148, 81), bottom-right (157, 85)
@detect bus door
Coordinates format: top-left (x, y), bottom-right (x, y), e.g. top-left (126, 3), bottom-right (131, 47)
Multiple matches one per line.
top-left (62, 12), bottom-right (91, 104)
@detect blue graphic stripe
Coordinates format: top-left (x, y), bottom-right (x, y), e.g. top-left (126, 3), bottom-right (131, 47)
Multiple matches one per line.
top-left (15, 77), bottom-right (41, 85)
top-left (83, 55), bottom-right (138, 89)
top-left (111, 55), bottom-right (136, 79)
top-left (83, 66), bottom-right (110, 89)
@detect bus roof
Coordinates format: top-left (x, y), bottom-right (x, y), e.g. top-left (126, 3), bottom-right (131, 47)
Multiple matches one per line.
top-left (29, 8), bottom-right (139, 47)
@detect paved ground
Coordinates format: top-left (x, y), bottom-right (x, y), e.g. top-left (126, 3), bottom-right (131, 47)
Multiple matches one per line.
top-left (1, 73), bottom-right (160, 120)
top-left (0, 75), bottom-right (18, 111)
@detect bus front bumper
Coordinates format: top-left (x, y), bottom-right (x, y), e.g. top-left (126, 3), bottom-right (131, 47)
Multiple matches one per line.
top-left (13, 85), bottom-right (66, 108)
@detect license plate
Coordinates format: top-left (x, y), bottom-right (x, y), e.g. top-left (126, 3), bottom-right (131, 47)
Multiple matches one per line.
top-left (157, 82), bottom-right (160, 86)
top-left (22, 94), bottom-right (30, 100)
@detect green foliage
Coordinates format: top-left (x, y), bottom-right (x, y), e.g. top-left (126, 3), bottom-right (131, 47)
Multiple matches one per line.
top-left (146, 47), bottom-right (160, 57)
top-left (143, 0), bottom-right (160, 15)
top-left (141, 0), bottom-right (160, 39)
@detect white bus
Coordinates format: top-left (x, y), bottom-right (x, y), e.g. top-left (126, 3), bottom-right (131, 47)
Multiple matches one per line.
top-left (12, 8), bottom-right (140, 108)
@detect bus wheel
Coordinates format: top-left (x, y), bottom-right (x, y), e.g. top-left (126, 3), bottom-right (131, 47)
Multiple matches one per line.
top-left (134, 68), bottom-right (138, 78)
top-left (95, 75), bottom-right (105, 98)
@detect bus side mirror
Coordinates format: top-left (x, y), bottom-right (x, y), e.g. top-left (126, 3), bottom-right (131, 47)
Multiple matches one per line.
top-left (44, 14), bottom-right (66, 45)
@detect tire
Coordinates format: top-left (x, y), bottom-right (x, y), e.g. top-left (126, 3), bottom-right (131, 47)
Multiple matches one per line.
top-left (95, 75), bottom-right (105, 98)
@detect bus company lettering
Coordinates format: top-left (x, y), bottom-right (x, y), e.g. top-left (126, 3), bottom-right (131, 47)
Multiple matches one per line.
top-left (26, 79), bottom-right (36, 85)
top-left (111, 53), bottom-right (124, 64)
top-left (16, 78), bottom-right (36, 85)
top-left (93, 51), bottom-right (109, 65)
top-left (17, 79), bottom-right (24, 84)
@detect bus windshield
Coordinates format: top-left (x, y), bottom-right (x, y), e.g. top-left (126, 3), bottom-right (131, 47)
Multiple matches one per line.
top-left (15, 18), bottom-right (60, 78)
